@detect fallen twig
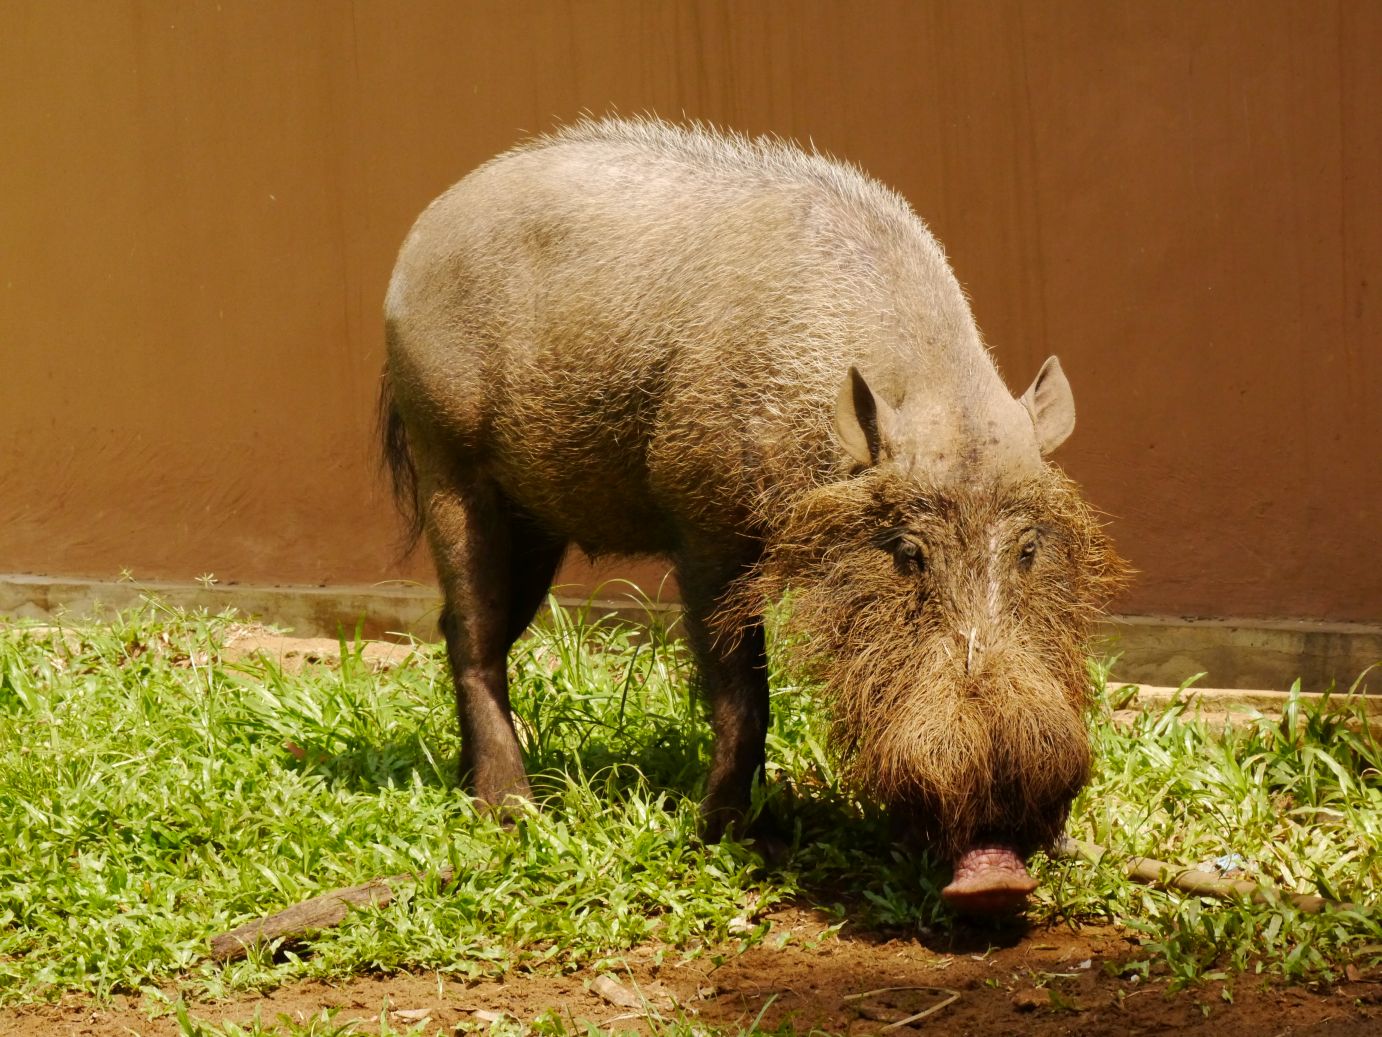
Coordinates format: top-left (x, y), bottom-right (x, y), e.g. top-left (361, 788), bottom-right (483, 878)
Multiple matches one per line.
top-left (843, 986), bottom-right (961, 1030)
top-left (1056, 836), bottom-right (1350, 913)
top-left (207, 866), bottom-right (456, 961)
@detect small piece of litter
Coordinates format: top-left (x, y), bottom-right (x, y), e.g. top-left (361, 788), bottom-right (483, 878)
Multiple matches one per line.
top-left (392, 1008), bottom-right (431, 1022)
top-left (1210, 853), bottom-right (1248, 875)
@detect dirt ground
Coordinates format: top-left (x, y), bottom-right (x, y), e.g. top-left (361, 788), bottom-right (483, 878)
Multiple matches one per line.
top-left (6, 907), bottom-right (1381, 1037)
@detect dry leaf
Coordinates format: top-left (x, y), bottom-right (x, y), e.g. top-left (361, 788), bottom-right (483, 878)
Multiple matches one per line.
top-left (592, 975), bottom-right (643, 1009)
top-left (1012, 988), bottom-right (1049, 1012)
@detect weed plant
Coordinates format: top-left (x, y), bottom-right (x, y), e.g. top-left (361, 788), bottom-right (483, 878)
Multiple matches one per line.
top-left (1, 599), bottom-right (1378, 1016)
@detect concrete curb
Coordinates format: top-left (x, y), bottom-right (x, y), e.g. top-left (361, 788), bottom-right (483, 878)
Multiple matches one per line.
top-left (1, 572), bottom-right (1377, 694)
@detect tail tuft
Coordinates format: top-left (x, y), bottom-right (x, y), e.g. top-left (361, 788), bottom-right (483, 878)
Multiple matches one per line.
top-left (376, 369), bottom-right (424, 557)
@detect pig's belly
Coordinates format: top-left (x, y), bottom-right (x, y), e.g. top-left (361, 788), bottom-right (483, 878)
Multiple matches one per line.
top-left (490, 433), bottom-right (760, 560)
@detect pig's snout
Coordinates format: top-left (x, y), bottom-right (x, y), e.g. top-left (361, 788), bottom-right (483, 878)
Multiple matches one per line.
top-left (941, 844), bottom-right (1038, 916)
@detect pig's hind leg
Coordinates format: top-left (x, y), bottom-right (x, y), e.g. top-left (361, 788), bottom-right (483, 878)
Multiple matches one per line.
top-left (424, 469), bottom-right (565, 812)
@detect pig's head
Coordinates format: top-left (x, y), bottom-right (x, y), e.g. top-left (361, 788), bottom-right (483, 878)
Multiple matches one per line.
top-left (731, 356), bottom-right (1127, 899)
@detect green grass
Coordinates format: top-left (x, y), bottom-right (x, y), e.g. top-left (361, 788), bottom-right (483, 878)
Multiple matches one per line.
top-left (1050, 663), bottom-right (1382, 987)
top-left (1, 598), bottom-right (1379, 1030)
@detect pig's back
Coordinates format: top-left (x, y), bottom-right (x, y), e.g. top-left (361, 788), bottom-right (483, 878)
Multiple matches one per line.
top-left (385, 119), bottom-right (977, 553)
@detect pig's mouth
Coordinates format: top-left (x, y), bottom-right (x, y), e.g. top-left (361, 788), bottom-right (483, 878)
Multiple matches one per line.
top-left (941, 844), bottom-right (1038, 915)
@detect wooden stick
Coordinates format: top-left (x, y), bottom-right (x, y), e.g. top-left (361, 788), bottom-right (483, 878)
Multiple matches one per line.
top-left (208, 866), bottom-right (455, 962)
top-left (1056, 836), bottom-right (1344, 913)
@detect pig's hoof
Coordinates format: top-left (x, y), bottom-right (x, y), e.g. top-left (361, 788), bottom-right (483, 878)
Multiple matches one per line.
top-left (701, 810), bottom-right (791, 866)
top-left (472, 786), bottom-right (536, 828)
top-left (744, 828), bottom-right (791, 868)
top-left (941, 845), bottom-right (1038, 916)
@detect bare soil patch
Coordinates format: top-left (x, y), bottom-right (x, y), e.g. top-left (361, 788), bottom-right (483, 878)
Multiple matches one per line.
top-left (6, 908), bottom-right (1380, 1036)
top-left (220, 627), bottom-right (421, 672)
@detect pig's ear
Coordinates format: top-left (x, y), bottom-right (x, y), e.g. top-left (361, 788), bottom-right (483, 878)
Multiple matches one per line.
top-left (834, 366), bottom-right (896, 467)
top-left (1020, 355), bottom-right (1076, 455)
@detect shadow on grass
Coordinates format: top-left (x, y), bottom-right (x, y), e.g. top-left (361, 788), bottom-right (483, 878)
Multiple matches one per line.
top-left (281, 707), bottom-right (996, 946)
top-left (539, 722), bottom-right (1028, 953)
top-left (243, 613), bottom-right (1035, 952)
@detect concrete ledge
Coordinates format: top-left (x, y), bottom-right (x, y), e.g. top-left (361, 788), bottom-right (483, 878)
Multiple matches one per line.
top-left (0, 574), bottom-right (680, 645)
top-left (1, 573), bottom-right (1377, 694)
top-left (0, 574), bottom-right (449, 642)
top-left (1096, 615), bottom-right (1380, 694)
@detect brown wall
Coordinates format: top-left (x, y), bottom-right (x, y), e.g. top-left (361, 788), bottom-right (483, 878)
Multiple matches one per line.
top-left (2, 1), bottom-right (1378, 623)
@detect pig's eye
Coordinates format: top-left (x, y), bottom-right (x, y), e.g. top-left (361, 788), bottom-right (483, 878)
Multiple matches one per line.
top-left (893, 538), bottom-right (926, 573)
top-left (1017, 532), bottom-right (1039, 570)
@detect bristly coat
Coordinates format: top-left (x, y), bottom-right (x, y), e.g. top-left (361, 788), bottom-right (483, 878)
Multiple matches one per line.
top-left (379, 116), bottom-right (1128, 901)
